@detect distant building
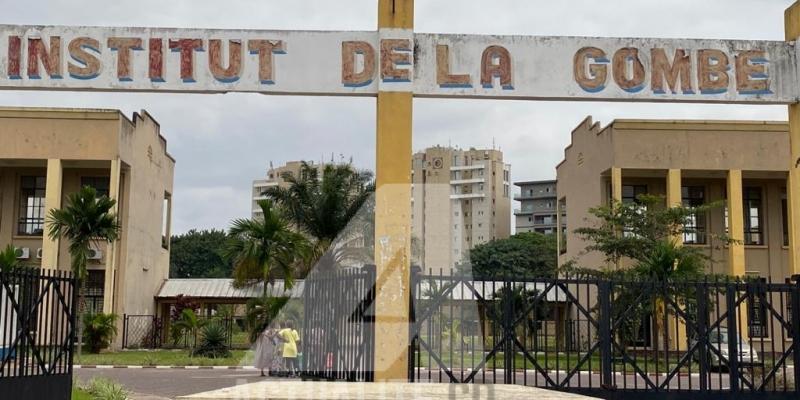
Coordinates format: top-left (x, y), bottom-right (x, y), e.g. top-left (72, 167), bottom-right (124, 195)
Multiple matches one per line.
top-left (0, 107), bottom-right (175, 348)
top-left (514, 180), bottom-right (565, 236)
top-left (412, 146), bottom-right (512, 273)
top-left (251, 161), bottom-right (329, 218)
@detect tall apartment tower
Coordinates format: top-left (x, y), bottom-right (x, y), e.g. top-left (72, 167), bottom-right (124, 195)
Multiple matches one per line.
top-left (411, 146), bottom-right (512, 273)
top-left (251, 161), bottom-right (328, 218)
top-left (514, 180), bottom-right (565, 235)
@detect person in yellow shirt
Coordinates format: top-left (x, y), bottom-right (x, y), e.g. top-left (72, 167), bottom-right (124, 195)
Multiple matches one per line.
top-left (278, 320), bottom-right (300, 377)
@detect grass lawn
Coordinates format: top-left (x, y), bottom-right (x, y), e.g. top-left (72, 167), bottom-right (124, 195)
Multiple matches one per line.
top-left (72, 387), bottom-right (91, 400)
top-left (76, 349), bottom-right (254, 366)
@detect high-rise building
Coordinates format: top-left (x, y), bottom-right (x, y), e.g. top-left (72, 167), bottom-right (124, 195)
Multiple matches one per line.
top-left (411, 146), bottom-right (511, 273)
top-left (251, 161), bottom-right (329, 218)
top-left (514, 180), bottom-right (565, 235)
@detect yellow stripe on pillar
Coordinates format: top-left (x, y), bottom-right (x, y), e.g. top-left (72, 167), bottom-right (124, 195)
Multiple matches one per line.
top-left (727, 169), bottom-right (746, 277)
top-left (785, 2), bottom-right (800, 276)
top-left (611, 167), bottom-right (622, 204)
top-left (374, 0), bottom-right (414, 382)
top-left (41, 158), bottom-right (63, 270)
top-left (667, 169), bottom-right (682, 245)
top-left (103, 158), bottom-right (121, 314)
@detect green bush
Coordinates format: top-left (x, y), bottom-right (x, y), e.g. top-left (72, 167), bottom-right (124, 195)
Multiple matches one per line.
top-left (192, 323), bottom-right (231, 358)
top-left (83, 313), bottom-right (118, 354)
top-left (84, 377), bottom-right (128, 400)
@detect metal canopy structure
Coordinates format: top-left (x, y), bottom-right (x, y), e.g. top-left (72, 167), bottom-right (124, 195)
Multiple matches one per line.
top-left (2, 0), bottom-right (800, 383)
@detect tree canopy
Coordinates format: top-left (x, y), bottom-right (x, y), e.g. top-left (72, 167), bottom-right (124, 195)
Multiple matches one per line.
top-left (464, 232), bottom-right (557, 278)
top-left (170, 229), bottom-right (232, 278)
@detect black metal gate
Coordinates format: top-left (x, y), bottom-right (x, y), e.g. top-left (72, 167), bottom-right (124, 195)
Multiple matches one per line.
top-left (0, 269), bottom-right (78, 400)
top-left (409, 268), bottom-right (800, 399)
top-left (302, 265), bottom-right (376, 382)
top-left (122, 315), bottom-right (163, 349)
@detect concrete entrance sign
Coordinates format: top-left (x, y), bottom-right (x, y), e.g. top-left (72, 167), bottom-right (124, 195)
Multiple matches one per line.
top-left (3, 0), bottom-right (800, 382)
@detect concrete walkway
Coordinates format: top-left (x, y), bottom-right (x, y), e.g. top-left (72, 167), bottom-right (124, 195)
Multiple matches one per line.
top-left (177, 381), bottom-right (600, 400)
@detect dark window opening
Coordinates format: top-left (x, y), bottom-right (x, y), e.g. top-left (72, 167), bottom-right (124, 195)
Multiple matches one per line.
top-left (682, 186), bottom-right (707, 245)
top-left (744, 187), bottom-right (764, 245)
top-left (81, 176), bottom-right (110, 198)
top-left (18, 176), bottom-right (46, 236)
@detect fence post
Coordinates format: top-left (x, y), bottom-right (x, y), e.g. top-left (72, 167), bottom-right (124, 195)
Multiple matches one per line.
top-left (598, 280), bottom-right (613, 390)
top-left (407, 265), bottom-right (421, 382)
top-left (503, 277), bottom-right (514, 384)
top-left (364, 264), bottom-right (377, 383)
top-left (725, 283), bottom-right (740, 393)
top-left (695, 282), bottom-right (709, 391)
top-left (791, 275), bottom-right (800, 393)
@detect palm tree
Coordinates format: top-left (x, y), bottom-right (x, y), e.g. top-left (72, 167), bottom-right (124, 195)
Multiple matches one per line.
top-left (0, 244), bottom-right (26, 273)
top-left (224, 199), bottom-right (310, 292)
top-left (263, 162), bottom-right (374, 273)
top-left (47, 186), bottom-right (121, 357)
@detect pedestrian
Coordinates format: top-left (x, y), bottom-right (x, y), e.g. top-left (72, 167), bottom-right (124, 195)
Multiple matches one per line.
top-left (253, 324), bottom-right (279, 377)
top-left (279, 320), bottom-right (300, 377)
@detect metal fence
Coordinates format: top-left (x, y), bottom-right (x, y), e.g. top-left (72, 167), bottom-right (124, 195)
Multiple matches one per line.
top-left (302, 266), bottom-right (376, 382)
top-left (122, 314), bottom-right (248, 350)
top-left (409, 268), bottom-right (800, 399)
top-left (0, 269), bottom-right (78, 400)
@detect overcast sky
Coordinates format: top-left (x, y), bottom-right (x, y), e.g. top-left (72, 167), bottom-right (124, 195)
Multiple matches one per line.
top-left (0, 0), bottom-right (795, 233)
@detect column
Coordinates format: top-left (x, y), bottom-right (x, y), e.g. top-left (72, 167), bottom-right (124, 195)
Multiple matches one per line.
top-left (103, 158), bottom-right (121, 314)
top-left (611, 167), bottom-right (622, 203)
top-left (41, 159), bottom-right (62, 270)
top-left (727, 170), bottom-right (746, 277)
top-left (666, 169), bottom-right (687, 350)
top-left (666, 169), bottom-right (682, 244)
top-left (786, 2), bottom-right (800, 276)
top-left (374, 0), bottom-right (414, 381)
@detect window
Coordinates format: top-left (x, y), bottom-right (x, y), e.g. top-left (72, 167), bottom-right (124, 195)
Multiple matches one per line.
top-left (18, 176), bottom-right (46, 236)
top-left (682, 186), bottom-right (706, 244)
top-left (622, 185), bottom-right (647, 204)
top-left (744, 187), bottom-right (764, 245)
top-left (81, 176), bottom-right (110, 198)
top-left (503, 184), bottom-right (509, 197)
top-left (82, 270), bottom-right (105, 314)
top-left (161, 192), bottom-right (172, 249)
top-left (782, 188), bottom-right (789, 246)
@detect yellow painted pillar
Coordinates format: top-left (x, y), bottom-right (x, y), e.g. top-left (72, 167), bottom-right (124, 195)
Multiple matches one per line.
top-left (374, 0), bottom-right (414, 382)
top-left (103, 158), bottom-right (121, 314)
top-left (727, 169), bottom-right (746, 277)
top-left (665, 169), bottom-right (687, 350)
top-left (41, 158), bottom-right (62, 270)
top-left (785, 2), bottom-right (800, 276)
top-left (611, 167), bottom-right (622, 204)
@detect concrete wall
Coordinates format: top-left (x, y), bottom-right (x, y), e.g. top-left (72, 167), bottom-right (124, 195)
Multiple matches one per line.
top-left (557, 117), bottom-right (791, 281)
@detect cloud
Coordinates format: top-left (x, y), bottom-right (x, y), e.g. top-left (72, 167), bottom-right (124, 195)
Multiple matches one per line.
top-left (0, 0), bottom-right (795, 233)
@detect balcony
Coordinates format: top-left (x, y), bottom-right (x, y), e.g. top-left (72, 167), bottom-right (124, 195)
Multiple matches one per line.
top-left (450, 193), bottom-right (486, 200)
top-left (514, 209), bottom-right (534, 215)
top-left (450, 165), bottom-right (485, 171)
top-left (253, 180), bottom-right (279, 188)
top-left (514, 192), bottom-right (557, 201)
top-left (450, 178), bottom-right (485, 185)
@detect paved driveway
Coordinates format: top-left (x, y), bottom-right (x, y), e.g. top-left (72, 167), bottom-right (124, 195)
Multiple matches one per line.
top-left (75, 368), bottom-right (286, 399)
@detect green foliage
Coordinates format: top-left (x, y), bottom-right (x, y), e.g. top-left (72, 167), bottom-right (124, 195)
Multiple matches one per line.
top-left (82, 313), bottom-right (118, 354)
top-left (465, 232), bottom-right (557, 278)
top-left (170, 229), bottom-right (232, 278)
top-left (83, 377), bottom-right (128, 400)
top-left (0, 244), bottom-right (27, 273)
top-left (225, 200), bottom-right (310, 291)
top-left (171, 308), bottom-right (205, 347)
top-left (245, 296), bottom-right (289, 343)
top-left (263, 162), bottom-right (375, 273)
top-left (574, 195), bottom-right (730, 268)
top-left (192, 323), bottom-right (232, 358)
top-left (46, 186), bottom-right (120, 281)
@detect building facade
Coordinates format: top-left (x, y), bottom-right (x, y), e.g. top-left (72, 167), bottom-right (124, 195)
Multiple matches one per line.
top-left (412, 146), bottom-right (511, 273)
top-left (514, 180), bottom-right (565, 235)
top-left (251, 161), bottom-right (330, 218)
top-left (0, 107), bottom-right (175, 345)
top-left (557, 117), bottom-right (791, 282)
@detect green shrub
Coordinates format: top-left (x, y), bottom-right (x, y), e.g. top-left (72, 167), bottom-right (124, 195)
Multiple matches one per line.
top-left (85, 377), bottom-right (128, 400)
top-left (192, 323), bottom-right (231, 358)
top-left (83, 313), bottom-right (118, 354)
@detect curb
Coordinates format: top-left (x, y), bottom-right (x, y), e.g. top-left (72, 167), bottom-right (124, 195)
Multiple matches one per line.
top-left (75, 365), bottom-right (257, 370)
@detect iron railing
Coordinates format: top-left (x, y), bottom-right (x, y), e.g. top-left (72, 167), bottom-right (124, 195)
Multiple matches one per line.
top-left (302, 266), bottom-right (376, 382)
top-left (409, 268), bottom-right (800, 399)
top-left (0, 269), bottom-right (78, 400)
